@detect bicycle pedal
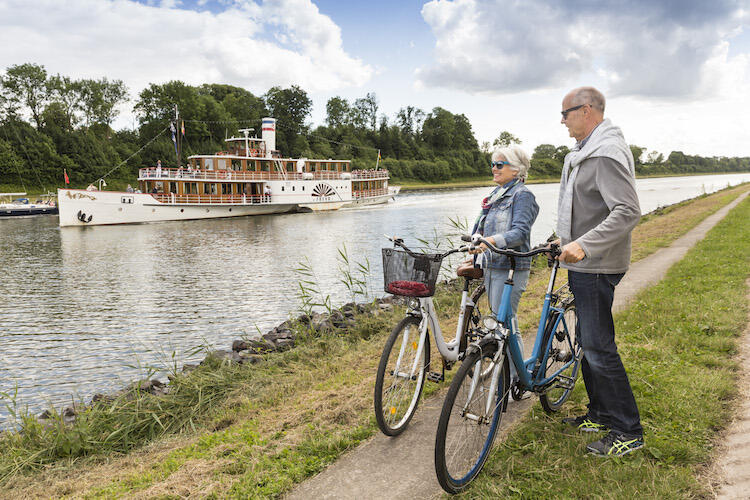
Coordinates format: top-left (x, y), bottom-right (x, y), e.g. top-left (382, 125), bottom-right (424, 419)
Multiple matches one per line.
top-left (427, 371), bottom-right (444, 383)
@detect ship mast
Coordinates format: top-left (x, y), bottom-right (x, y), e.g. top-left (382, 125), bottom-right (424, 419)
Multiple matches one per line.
top-left (174, 105), bottom-right (182, 167)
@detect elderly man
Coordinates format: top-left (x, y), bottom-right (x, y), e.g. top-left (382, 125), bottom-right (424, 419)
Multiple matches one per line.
top-left (556, 86), bottom-right (643, 456)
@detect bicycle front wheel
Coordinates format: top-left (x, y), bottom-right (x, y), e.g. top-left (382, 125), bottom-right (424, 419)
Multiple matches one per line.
top-left (539, 303), bottom-right (581, 413)
top-left (374, 315), bottom-right (429, 436)
top-left (434, 343), bottom-right (509, 494)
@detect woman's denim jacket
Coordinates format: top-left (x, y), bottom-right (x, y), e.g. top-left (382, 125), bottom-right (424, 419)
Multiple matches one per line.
top-left (481, 182), bottom-right (539, 271)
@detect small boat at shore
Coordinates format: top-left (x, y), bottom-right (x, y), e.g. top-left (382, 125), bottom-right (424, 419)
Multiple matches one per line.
top-left (0, 193), bottom-right (58, 217)
top-left (58, 117), bottom-right (400, 227)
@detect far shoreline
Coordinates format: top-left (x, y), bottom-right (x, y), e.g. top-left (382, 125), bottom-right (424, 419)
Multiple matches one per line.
top-left (395, 170), bottom-right (750, 192)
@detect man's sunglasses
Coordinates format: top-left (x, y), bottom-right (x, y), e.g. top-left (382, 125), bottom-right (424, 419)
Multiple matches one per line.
top-left (491, 160), bottom-right (510, 171)
top-left (561, 104), bottom-right (586, 119)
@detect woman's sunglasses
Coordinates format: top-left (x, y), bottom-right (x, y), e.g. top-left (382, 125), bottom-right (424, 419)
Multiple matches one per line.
top-left (491, 160), bottom-right (510, 171)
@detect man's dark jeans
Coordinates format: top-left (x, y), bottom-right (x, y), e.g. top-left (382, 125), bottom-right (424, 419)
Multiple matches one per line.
top-left (568, 271), bottom-right (643, 437)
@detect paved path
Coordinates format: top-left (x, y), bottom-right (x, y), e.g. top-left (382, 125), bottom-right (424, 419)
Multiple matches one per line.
top-left (286, 191), bottom-right (750, 500)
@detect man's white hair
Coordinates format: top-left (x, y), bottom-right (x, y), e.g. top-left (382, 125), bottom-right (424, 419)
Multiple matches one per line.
top-left (492, 144), bottom-right (530, 181)
top-left (572, 86), bottom-right (606, 113)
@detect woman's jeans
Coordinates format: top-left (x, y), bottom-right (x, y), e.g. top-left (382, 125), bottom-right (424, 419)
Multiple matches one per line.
top-left (568, 271), bottom-right (643, 437)
top-left (485, 267), bottom-right (530, 383)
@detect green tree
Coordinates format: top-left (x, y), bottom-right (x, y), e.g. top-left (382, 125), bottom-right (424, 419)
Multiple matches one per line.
top-left (646, 150), bottom-right (664, 164)
top-left (553, 145), bottom-right (570, 164)
top-left (422, 107), bottom-right (456, 151)
top-left (2, 63), bottom-right (50, 129)
top-left (629, 145), bottom-right (644, 166)
top-left (532, 144), bottom-right (557, 160)
top-left (47, 75), bottom-right (83, 131)
top-left (492, 130), bottom-right (521, 147)
top-left (325, 96), bottom-right (350, 128)
top-left (352, 92), bottom-right (378, 130)
top-left (395, 106), bottom-right (425, 136)
top-left (264, 85), bottom-right (312, 156)
top-left (79, 77), bottom-right (128, 127)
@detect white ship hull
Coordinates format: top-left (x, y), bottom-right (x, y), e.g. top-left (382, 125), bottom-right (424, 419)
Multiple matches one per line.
top-left (58, 185), bottom-right (397, 227)
top-left (58, 190), bottom-right (297, 227)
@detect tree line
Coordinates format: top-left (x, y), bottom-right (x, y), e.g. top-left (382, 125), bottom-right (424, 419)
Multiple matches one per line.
top-left (1, 62), bottom-right (748, 191)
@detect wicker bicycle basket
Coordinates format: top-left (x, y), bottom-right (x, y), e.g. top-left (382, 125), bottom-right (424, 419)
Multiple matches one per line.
top-left (382, 247), bottom-right (444, 297)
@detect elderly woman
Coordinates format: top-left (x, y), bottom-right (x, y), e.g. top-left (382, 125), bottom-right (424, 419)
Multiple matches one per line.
top-left (471, 145), bottom-right (539, 317)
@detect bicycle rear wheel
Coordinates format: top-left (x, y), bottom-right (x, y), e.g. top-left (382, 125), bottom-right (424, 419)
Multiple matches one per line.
top-left (374, 316), bottom-right (429, 436)
top-left (434, 343), bottom-right (509, 494)
top-left (539, 302), bottom-right (581, 413)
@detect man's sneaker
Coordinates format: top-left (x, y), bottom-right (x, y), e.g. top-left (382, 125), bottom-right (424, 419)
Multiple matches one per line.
top-left (586, 431), bottom-right (644, 457)
top-left (562, 414), bottom-right (608, 433)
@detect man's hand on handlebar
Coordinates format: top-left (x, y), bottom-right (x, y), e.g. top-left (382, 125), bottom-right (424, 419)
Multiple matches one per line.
top-left (558, 241), bottom-right (585, 263)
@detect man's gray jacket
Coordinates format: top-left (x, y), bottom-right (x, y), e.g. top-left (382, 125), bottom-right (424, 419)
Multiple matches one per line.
top-left (557, 118), bottom-right (641, 274)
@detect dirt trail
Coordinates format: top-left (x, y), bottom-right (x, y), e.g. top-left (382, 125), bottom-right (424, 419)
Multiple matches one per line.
top-left (713, 282), bottom-right (750, 499)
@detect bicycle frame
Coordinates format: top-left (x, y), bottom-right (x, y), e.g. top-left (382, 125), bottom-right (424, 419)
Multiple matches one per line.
top-left (496, 260), bottom-right (576, 391)
top-left (409, 278), bottom-right (475, 368)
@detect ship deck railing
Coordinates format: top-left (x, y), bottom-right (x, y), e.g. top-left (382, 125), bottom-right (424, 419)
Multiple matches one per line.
top-left (147, 189), bottom-right (391, 205)
top-left (138, 168), bottom-right (389, 182)
top-left (149, 193), bottom-right (274, 205)
top-left (352, 188), bottom-right (390, 199)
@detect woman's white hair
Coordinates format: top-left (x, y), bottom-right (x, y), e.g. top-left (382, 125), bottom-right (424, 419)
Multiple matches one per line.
top-left (492, 145), bottom-right (530, 181)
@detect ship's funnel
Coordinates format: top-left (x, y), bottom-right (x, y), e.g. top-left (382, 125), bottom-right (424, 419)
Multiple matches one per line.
top-left (262, 117), bottom-right (276, 158)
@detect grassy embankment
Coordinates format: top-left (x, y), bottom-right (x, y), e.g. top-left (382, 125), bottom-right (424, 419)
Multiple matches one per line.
top-left (0, 183), bottom-right (748, 498)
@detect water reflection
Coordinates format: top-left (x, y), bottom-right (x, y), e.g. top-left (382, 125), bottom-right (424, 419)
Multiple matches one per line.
top-left (1, 172), bottom-right (748, 424)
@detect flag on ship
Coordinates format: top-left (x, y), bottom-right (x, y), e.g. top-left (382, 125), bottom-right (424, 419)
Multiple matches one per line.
top-left (181, 120), bottom-right (185, 136)
top-left (63, 169), bottom-right (69, 184)
top-left (170, 122), bottom-right (178, 154)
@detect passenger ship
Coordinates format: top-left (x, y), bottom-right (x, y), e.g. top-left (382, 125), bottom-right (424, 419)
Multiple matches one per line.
top-left (58, 118), bottom-right (398, 227)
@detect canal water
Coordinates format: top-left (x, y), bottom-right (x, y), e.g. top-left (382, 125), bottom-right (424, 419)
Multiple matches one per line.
top-left (1, 172), bottom-right (748, 424)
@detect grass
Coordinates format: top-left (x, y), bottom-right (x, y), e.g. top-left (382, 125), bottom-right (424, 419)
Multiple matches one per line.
top-left (0, 184), bottom-right (747, 498)
top-left (457, 196), bottom-right (750, 498)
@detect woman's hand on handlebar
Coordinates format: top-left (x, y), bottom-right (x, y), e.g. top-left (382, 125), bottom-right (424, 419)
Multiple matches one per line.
top-left (468, 235), bottom-right (495, 254)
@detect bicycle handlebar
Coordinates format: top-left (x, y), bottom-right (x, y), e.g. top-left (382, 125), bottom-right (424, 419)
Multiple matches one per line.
top-left (385, 235), bottom-right (471, 258)
top-left (461, 233), bottom-right (561, 258)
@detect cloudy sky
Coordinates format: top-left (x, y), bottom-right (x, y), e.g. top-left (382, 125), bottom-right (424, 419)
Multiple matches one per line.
top-left (2, 0), bottom-right (750, 157)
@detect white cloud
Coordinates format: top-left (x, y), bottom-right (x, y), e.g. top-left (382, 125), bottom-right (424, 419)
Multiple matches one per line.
top-left (0, 0), bottom-right (372, 100)
top-left (416, 0), bottom-right (750, 100)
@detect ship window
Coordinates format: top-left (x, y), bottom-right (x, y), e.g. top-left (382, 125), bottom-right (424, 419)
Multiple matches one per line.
top-left (169, 182), bottom-right (177, 193)
top-left (232, 159), bottom-right (241, 171)
top-left (222, 183), bottom-right (231, 194)
top-left (281, 186), bottom-right (285, 191)
top-left (260, 161), bottom-right (269, 172)
top-left (292, 186), bottom-right (295, 191)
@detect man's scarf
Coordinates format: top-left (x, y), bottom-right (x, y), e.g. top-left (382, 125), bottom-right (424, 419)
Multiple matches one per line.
top-left (557, 118), bottom-right (634, 241)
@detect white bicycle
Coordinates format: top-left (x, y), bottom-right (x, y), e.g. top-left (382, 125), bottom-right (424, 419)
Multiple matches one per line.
top-left (374, 236), bottom-right (487, 436)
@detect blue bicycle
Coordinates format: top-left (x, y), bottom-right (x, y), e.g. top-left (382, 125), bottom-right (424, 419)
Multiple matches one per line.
top-left (434, 235), bottom-right (581, 494)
